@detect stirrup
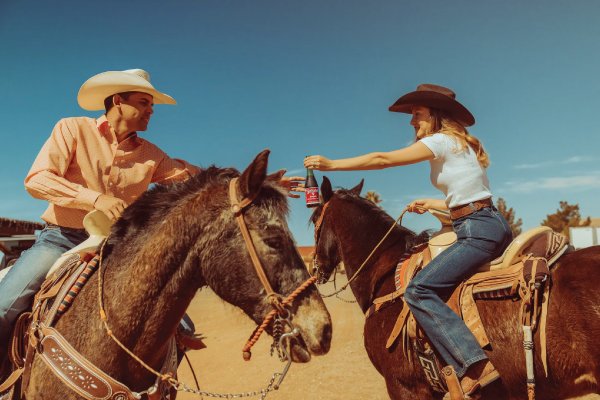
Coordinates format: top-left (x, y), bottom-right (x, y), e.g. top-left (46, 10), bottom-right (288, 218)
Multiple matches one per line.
top-left (441, 366), bottom-right (481, 400)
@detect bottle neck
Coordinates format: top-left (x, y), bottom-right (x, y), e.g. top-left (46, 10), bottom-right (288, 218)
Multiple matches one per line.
top-left (306, 169), bottom-right (315, 177)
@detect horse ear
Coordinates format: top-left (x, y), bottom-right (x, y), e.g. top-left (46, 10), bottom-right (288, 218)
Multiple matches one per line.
top-left (266, 169), bottom-right (286, 183)
top-left (321, 176), bottom-right (334, 203)
top-left (349, 179), bottom-right (364, 196)
top-left (238, 149), bottom-right (270, 199)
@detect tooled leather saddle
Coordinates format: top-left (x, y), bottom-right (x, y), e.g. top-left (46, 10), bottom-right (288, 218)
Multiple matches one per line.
top-left (365, 209), bottom-right (571, 397)
top-left (0, 211), bottom-right (205, 400)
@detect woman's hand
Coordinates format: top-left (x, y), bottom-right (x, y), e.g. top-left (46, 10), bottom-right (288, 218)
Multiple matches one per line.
top-left (304, 155), bottom-right (334, 171)
top-left (279, 176), bottom-right (305, 199)
top-left (407, 198), bottom-right (447, 214)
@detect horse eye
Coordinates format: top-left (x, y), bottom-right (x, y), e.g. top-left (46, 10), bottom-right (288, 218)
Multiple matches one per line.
top-left (265, 238), bottom-right (283, 250)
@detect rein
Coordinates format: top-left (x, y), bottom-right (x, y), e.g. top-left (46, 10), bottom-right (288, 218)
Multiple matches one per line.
top-left (313, 201), bottom-right (422, 298)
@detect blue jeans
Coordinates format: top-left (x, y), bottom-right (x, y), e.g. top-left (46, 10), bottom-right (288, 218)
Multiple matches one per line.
top-left (0, 224), bottom-right (196, 353)
top-left (404, 205), bottom-right (512, 377)
top-left (0, 225), bottom-right (89, 348)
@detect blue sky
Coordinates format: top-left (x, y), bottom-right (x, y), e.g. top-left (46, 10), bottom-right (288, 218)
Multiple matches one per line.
top-left (0, 0), bottom-right (598, 246)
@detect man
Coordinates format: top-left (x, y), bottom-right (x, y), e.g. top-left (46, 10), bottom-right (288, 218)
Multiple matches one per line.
top-left (0, 69), bottom-right (304, 363)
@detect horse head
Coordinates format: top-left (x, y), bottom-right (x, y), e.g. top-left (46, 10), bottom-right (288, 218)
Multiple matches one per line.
top-left (196, 150), bottom-right (332, 362)
top-left (309, 176), bottom-right (364, 283)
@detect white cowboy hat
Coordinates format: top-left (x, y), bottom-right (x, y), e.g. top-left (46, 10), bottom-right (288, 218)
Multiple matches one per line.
top-left (77, 69), bottom-right (177, 111)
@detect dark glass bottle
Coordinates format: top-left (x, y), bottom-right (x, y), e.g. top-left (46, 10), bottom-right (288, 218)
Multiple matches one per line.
top-left (305, 167), bottom-right (320, 208)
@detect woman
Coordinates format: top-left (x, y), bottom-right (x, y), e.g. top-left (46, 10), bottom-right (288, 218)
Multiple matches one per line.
top-left (304, 84), bottom-right (512, 396)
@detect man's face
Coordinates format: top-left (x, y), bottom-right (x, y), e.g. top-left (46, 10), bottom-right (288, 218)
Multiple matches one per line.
top-left (117, 92), bottom-right (154, 132)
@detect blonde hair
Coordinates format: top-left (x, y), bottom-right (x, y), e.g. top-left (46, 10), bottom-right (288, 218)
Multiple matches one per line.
top-left (419, 108), bottom-right (490, 168)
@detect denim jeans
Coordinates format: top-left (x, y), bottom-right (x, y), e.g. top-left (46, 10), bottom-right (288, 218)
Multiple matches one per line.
top-left (404, 205), bottom-right (512, 377)
top-left (0, 225), bottom-right (89, 349)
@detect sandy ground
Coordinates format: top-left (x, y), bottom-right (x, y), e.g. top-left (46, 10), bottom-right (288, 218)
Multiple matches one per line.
top-left (177, 275), bottom-right (390, 400)
top-left (175, 277), bottom-right (600, 400)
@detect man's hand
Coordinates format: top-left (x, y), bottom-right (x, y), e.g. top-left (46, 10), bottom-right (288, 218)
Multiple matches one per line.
top-left (94, 194), bottom-right (128, 222)
top-left (279, 176), bottom-right (306, 199)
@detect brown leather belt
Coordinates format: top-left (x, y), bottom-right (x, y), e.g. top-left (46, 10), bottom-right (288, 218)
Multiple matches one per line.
top-left (449, 198), bottom-right (493, 220)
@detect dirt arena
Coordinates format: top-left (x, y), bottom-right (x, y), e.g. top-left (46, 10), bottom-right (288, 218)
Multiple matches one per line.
top-left (177, 277), bottom-right (599, 400)
top-left (177, 275), bottom-right (390, 399)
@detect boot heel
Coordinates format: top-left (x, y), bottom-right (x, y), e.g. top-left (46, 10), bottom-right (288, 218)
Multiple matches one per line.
top-left (479, 369), bottom-right (500, 387)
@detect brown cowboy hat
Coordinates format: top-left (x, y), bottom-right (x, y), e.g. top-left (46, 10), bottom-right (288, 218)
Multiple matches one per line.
top-left (388, 84), bottom-right (475, 127)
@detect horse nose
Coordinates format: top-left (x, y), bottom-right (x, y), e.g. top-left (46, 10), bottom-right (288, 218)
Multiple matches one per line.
top-left (320, 322), bottom-right (332, 353)
top-left (309, 321), bottom-right (332, 356)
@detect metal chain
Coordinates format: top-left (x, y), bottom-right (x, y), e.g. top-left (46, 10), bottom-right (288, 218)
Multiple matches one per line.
top-left (173, 372), bottom-right (282, 399)
top-left (316, 265), bottom-right (357, 302)
top-left (335, 292), bottom-right (357, 304)
top-left (172, 316), bottom-right (299, 399)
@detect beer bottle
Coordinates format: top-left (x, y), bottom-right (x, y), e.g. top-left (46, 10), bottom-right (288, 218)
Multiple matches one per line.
top-left (305, 158), bottom-right (320, 208)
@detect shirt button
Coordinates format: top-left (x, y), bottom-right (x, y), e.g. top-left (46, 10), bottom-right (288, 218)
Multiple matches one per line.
top-left (109, 182), bottom-right (114, 187)
top-left (114, 161), bottom-right (118, 166)
top-left (113, 142), bottom-right (117, 145)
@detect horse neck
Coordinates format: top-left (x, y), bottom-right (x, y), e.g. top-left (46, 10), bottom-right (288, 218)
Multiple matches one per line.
top-left (102, 193), bottom-right (213, 369)
top-left (330, 201), bottom-right (409, 312)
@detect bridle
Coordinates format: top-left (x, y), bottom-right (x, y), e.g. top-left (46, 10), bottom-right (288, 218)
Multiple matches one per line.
top-left (311, 201), bottom-right (330, 283)
top-left (229, 177), bottom-right (289, 317)
top-left (229, 177), bottom-right (317, 362)
top-left (312, 196), bottom-right (412, 297)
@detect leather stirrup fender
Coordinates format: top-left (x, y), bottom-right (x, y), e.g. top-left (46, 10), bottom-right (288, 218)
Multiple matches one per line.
top-left (386, 300), bottom-right (411, 349)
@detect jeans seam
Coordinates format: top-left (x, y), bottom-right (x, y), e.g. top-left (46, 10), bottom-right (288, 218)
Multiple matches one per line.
top-left (457, 355), bottom-right (488, 378)
top-left (412, 293), bottom-right (466, 366)
top-left (407, 240), bottom-right (473, 365)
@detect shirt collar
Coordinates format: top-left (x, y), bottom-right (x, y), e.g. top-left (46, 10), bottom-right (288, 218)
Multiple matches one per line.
top-left (96, 114), bottom-right (141, 144)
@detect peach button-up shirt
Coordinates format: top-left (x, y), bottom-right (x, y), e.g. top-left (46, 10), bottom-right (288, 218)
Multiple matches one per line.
top-left (25, 115), bottom-right (200, 229)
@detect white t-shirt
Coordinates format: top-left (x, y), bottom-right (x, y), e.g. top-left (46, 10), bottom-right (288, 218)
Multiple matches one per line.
top-left (419, 133), bottom-right (492, 209)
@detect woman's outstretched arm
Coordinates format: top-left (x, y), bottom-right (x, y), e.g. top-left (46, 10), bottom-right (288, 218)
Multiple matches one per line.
top-left (304, 142), bottom-right (434, 171)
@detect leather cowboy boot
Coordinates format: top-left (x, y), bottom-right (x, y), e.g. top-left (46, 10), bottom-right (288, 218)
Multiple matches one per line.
top-left (460, 359), bottom-right (500, 395)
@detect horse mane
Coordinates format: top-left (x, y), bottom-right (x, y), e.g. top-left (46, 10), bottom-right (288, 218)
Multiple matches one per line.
top-left (108, 165), bottom-right (290, 249)
top-left (311, 187), bottom-right (430, 250)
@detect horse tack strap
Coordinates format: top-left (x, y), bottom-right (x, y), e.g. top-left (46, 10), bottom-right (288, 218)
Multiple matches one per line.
top-left (373, 287), bottom-right (405, 305)
top-left (229, 178), bottom-right (278, 306)
top-left (313, 201), bottom-right (330, 244)
top-left (0, 367), bottom-right (23, 393)
top-left (35, 325), bottom-right (177, 400)
top-left (386, 300), bottom-right (411, 349)
top-left (176, 331), bottom-right (207, 351)
top-left (540, 281), bottom-right (550, 376)
top-left (385, 248), bottom-right (427, 349)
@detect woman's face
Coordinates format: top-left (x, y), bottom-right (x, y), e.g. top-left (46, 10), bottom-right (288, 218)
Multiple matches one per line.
top-left (410, 106), bottom-right (431, 139)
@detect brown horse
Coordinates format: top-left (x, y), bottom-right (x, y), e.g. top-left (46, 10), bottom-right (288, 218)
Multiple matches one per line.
top-left (18, 150), bottom-right (332, 399)
top-left (311, 176), bottom-right (600, 400)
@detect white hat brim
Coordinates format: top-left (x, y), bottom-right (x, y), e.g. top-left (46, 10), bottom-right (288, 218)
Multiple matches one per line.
top-left (77, 71), bottom-right (177, 111)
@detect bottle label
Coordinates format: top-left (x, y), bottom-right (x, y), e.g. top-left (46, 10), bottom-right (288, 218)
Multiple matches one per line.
top-left (305, 187), bottom-right (320, 204)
